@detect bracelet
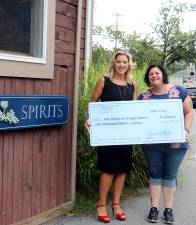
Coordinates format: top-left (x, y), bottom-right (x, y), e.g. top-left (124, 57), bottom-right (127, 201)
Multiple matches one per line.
top-left (185, 128), bottom-right (190, 133)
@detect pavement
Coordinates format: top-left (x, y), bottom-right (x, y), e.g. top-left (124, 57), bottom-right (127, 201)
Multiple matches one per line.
top-left (42, 111), bottom-right (196, 225)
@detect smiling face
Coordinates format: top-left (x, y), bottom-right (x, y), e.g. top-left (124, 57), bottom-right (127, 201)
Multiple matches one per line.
top-left (148, 66), bottom-right (164, 87)
top-left (114, 54), bottom-right (130, 76)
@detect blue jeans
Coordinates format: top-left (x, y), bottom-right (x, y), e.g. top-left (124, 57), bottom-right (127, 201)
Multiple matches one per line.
top-left (143, 146), bottom-right (187, 187)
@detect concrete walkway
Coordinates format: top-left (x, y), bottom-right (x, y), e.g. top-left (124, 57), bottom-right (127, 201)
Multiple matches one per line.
top-left (42, 114), bottom-right (196, 225)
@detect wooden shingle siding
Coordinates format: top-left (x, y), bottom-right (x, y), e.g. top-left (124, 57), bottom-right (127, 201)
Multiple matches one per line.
top-left (56, 1), bottom-right (77, 18)
top-left (0, 0), bottom-right (86, 224)
top-left (55, 53), bottom-right (75, 67)
top-left (60, 0), bottom-right (77, 5)
top-left (56, 14), bottom-right (77, 30)
top-left (55, 27), bottom-right (76, 43)
top-left (55, 40), bottom-right (75, 55)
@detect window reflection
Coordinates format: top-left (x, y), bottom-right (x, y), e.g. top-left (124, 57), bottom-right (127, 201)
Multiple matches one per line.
top-left (0, 0), bottom-right (43, 57)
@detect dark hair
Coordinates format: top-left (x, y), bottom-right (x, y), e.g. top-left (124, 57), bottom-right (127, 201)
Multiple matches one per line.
top-left (144, 64), bottom-right (169, 86)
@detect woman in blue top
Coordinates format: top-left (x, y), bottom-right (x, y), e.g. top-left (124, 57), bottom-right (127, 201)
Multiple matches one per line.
top-left (138, 64), bottom-right (193, 224)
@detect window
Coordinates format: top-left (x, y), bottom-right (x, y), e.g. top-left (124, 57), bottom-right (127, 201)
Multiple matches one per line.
top-left (0, 0), bottom-right (56, 79)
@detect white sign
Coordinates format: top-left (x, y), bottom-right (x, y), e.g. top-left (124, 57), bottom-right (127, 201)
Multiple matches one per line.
top-left (89, 99), bottom-right (185, 146)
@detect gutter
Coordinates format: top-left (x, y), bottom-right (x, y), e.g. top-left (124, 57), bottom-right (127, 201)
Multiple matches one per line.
top-left (71, 0), bottom-right (83, 201)
top-left (84, 0), bottom-right (94, 75)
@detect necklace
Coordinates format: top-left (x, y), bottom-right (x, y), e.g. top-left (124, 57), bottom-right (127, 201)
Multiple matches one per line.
top-left (117, 85), bottom-right (126, 100)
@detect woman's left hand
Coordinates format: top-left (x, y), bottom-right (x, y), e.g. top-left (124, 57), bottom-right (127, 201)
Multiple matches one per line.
top-left (170, 143), bottom-right (181, 148)
top-left (170, 129), bottom-right (190, 148)
top-left (185, 129), bottom-right (190, 142)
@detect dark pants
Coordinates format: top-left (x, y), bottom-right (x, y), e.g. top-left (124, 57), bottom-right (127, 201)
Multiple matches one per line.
top-left (143, 147), bottom-right (187, 187)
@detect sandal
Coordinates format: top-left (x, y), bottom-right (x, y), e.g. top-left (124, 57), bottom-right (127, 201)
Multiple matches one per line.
top-left (96, 203), bottom-right (111, 223)
top-left (111, 203), bottom-right (126, 221)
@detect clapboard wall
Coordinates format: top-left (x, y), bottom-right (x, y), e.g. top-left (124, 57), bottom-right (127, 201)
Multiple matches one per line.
top-left (0, 0), bottom-right (86, 224)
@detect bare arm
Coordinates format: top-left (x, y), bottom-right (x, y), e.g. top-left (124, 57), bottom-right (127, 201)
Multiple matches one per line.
top-left (85, 76), bottom-right (105, 131)
top-left (183, 95), bottom-right (193, 133)
top-left (171, 95), bottom-right (193, 148)
top-left (132, 81), bottom-right (138, 100)
top-left (91, 76), bottom-right (105, 102)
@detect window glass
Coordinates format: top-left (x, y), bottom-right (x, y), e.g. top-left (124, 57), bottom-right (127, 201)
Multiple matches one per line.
top-left (0, 0), bottom-right (44, 58)
top-left (0, 0), bottom-right (55, 79)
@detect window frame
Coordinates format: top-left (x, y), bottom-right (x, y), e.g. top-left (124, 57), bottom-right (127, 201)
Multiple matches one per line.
top-left (0, 0), bottom-right (56, 79)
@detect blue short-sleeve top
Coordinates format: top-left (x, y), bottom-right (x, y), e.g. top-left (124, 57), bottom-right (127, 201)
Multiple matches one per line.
top-left (138, 85), bottom-right (189, 149)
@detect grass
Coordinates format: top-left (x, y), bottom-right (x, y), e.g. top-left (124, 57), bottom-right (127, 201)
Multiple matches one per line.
top-left (69, 186), bottom-right (147, 216)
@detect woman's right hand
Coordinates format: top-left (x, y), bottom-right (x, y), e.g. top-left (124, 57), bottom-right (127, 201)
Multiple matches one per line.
top-left (84, 118), bottom-right (91, 132)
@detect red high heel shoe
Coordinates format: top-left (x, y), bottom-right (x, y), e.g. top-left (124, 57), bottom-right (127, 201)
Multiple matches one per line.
top-left (111, 203), bottom-right (126, 221)
top-left (96, 203), bottom-right (111, 223)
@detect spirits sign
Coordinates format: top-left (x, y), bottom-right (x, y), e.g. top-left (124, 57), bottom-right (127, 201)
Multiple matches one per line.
top-left (0, 96), bottom-right (69, 131)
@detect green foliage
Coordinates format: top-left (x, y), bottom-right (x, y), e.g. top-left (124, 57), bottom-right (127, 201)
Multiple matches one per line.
top-left (93, 0), bottom-right (196, 69)
top-left (151, 0), bottom-right (196, 66)
top-left (93, 26), bottom-right (162, 65)
top-left (125, 146), bottom-right (148, 188)
top-left (71, 193), bottom-right (96, 216)
top-left (121, 33), bottom-right (162, 66)
top-left (76, 63), bottom-right (108, 195)
top-left (133, 64), bottom-right (148, 94)
top-left (166, 31), bottom-right (196, 66)
top-left (76, 61), bottom-right (148, 200)
top-left (92, 43), bottom-right (113, 66)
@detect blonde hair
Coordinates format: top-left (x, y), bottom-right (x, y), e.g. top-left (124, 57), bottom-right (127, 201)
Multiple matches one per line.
top-left (107, 51), bottom-right (134, 83)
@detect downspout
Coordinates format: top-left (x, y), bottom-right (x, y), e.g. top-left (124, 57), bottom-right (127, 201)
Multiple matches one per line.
top-left (84, 0), bottom-right (94, 76)
top-left (71, 0), bottom-right (83, 201)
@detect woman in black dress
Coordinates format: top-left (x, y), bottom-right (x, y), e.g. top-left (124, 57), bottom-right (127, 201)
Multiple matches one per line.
top-left (85, 51), bottom-right (137, 223)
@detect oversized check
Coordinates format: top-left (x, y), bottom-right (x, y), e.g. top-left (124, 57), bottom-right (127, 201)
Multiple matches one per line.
top-left (89, 99), bottom-right (185, 146)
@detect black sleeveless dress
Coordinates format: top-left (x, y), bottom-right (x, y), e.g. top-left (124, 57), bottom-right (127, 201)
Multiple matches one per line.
top-left (97, 76), bottom-right (134, 174)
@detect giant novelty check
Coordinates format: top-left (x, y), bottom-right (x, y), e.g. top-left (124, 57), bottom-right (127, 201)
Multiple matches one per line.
top-left (88, 99), bottom-right (185, 146)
